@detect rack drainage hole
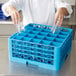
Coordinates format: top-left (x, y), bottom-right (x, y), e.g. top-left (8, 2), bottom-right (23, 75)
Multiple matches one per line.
top-left (26, 61), bottom-right (28, 65)
top-left (65, 55), bottom-right (69, 60)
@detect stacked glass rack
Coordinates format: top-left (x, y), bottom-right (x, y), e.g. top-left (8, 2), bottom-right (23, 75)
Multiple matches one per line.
top-left (8, 23), bottom-right (73, 71)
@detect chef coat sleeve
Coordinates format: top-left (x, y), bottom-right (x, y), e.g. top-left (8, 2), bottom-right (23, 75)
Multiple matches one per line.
top-left (2, 0), bottom-right (24, 17)
top-left (55, 0), bottom-right (73, 18)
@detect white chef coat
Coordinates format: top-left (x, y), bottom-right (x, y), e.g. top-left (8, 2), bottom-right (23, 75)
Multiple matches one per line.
top-left (2, 0), bottom-right (73, 26)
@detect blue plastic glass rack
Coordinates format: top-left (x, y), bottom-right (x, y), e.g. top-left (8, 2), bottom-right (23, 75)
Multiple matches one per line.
top-left (8, 23), bottom-right (73, 71)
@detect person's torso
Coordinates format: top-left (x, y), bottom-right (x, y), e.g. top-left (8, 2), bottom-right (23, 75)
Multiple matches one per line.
top-left (22, 0), bottom-right (55, 26)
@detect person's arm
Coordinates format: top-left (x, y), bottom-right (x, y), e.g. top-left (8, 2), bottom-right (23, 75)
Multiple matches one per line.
top-left (55, 0), bottom-right (73, 26)
top-left (2, 0), bottom-right (23, 24)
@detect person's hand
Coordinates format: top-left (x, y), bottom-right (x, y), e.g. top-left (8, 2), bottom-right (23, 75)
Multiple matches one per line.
top-left (54, 8), bottom-right (69, 26)
top-left (6, 5), bottom-right (21, 24)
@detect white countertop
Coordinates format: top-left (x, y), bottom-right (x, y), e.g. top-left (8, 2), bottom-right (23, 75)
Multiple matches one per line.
top-left (0, 21), bottom-right (13, 25)
top-left (0, 37), bottom-right (76, 76)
